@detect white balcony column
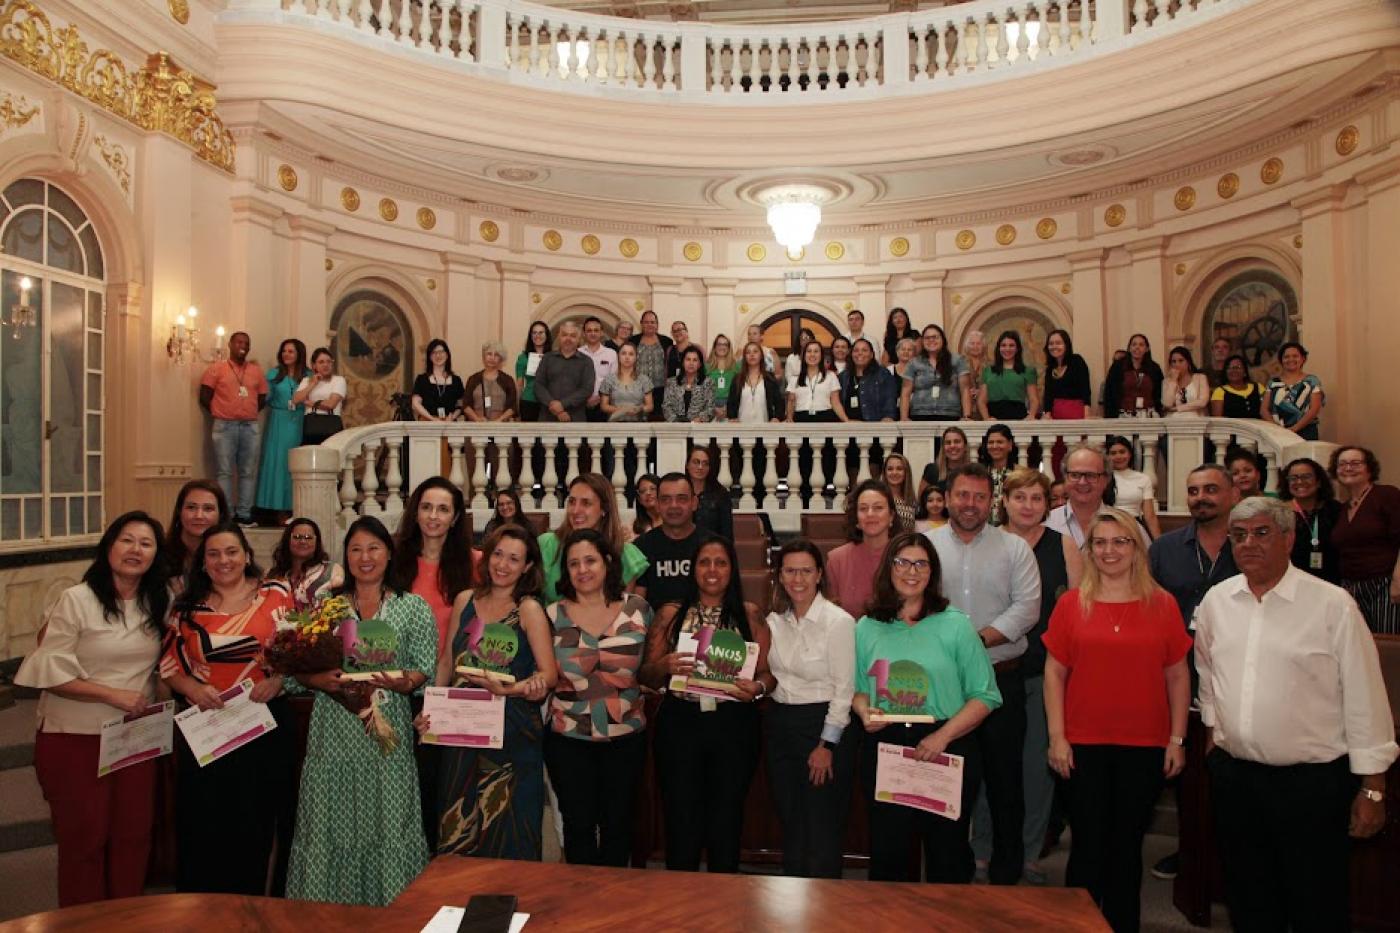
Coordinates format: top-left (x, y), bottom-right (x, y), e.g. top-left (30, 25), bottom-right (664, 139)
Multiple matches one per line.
top-left (1067, 248), bottom-right (1108, 403)
top-left (447, 437), bottom-right (467, 491)
top-left (900, 426), bottom-right (935, 477)
top-left (738, 436), bottom-right (758, 509)
top-left (702, 278), bottom-right (738, 352)
top-left (1098, 0), bottom-right (1130, 39)
top-left (338, 447), bottom-right (360, 525)
top-left (882, 19), bottom-right (911, 85)
top-left (1291, 185), bottom-right (1353, 444)
top-left (290, 445), bottom-right (344, 559)
top-left (469, 434), bottom-right (490, 508)
top-left (360, 438), bottom-right (384, 516)
top-left (1124, 237), bottom-right (1168, 368)
top-left (476, 2), bottom-right (508, 67)
top-left (382, 438), bottom-right (406, 526)
top-left (677, 29), bottom-right (706, 93)
top-left (286, 215), bottom-right (335, 349)
top-left (1356, 162), bottom-right (1400, 468)
top-left (1163, 423), bottom-right (1204, 513)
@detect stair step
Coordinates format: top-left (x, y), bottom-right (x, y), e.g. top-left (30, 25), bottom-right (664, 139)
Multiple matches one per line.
top-left (0, 700), bottom-right (35, 771)
top-left (0, 843), bottom-right (57, 922)
top-left (0, 766), bottom-right (53, 852)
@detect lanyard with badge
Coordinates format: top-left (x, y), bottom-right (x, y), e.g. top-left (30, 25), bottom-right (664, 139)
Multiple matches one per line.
top-left (230, 361), bottom-right (250, 398)
top-left (1190, 539), bottom-right (1223, 631)
top-left (1302, 509), bottom-right (1323, 570)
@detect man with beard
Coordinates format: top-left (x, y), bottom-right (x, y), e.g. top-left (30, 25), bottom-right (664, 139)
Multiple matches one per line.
top-left (633, 473), bottom-right (714, 608)
top-left (199, 331), bottom-right (268, 526)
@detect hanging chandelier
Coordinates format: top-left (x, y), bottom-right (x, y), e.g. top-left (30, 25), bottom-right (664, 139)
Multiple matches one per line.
top-left (759, 184), bottom-right (829, 255)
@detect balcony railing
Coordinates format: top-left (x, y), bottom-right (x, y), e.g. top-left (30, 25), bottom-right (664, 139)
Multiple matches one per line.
top-left (229, 0), bottom-right (1254, 101)
top-left (290, 417), bottom-right (1331, 559)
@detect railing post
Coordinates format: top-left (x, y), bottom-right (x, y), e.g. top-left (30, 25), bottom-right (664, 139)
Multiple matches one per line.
top-left (477, 0), bottom-right (508, 68)
top-left (291, 444), bottom-right (345, 560)
top-left (1097, 0), bottom-right (1130, 40)
top-left (679, 29), bottom-right (708, 94)
top-left (656, 426), bottom-right (689, 476)
top-left (881, 18), bottom-right (911, 85)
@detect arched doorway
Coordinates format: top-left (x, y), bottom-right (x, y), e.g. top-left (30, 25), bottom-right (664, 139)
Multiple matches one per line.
top-left (755, 308), bottom-right (841, 371)
top-left (1200, 268), bottom-right (1298, 383)
top-left (967, 305), bottom-right (1057, 372)
top-left (329, 289), bottom-right (415, 426)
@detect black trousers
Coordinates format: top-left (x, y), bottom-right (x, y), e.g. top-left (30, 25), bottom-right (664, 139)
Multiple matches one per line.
top-left (859, 722), bottom-right (981, 883)
top-left (1066, 744), bottom-right (1164, 933)
top-left (544, 730), bottom-right (647, 867)
top-left (764, 701), bottom-right (858, 878)
top-left (412, 694), bottom-right (440, 852)
top-left (1208, 749), bottom-right (1355, 933)
top-left (174, 696), bottom-right (295, 895)
top-left (975, 668), bottom-right (1026, 885)
top-left (987, 400), bottom-right (1029, 421)
top-left (652, 696), bottom-right (760, 872)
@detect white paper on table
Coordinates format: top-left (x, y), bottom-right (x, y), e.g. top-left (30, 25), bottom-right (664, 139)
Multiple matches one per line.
top-left (421, 686), bottom-right (506, 749)
top-left (874, 742), bottom-right (965, 820)
top-left (174, 678), bottom-right (278, 767)
top-left (98, 700), bottom-right (174, 777)
top-left (420, 906), bottom-right (529, 933)
top-left (667, 631), bottom-right (759, 702)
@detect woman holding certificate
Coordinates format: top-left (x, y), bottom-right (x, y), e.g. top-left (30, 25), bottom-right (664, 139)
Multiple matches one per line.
top-left (16, 512), bottom-right (171, 906)
top-left (1043, 508), bottom-right (1191, 933)
top-left (286, 516), bottom-right (438, 905)
top-left (160, 522), bottom-right (296, 896)
top-left (640, 536), bottom-right (772, 873)
top-left (852, 532), bottom-right (1002, 883)
top-left (427, 525), bottom-right (559, 860)
top-left (546, 528), bottom-right (653, 867)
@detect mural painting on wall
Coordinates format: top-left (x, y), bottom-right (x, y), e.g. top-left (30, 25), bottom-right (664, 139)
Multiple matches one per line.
top-left (974, 306), bottom-right (1055, 373)
top-left (1202, 269), bottom-right (1298, 383)
top-left (329, 290), bottom-right (414, 427)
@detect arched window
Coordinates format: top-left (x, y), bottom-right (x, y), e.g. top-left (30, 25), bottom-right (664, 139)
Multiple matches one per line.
top-left (0, 179), bottom-right (106, 546)
top-left (1201, 269), bottom-right (1298, 382)
top-left (328, 289), bottom-right (415, 426)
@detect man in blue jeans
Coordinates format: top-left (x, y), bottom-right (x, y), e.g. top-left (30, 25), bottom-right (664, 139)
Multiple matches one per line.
top-left (199, 331), bottom-right (267, 526)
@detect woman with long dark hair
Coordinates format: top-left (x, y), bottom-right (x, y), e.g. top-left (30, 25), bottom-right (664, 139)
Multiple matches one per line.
top-left (1106, 436), bottom-right (1161, 539)
top-left (977, 330), bottom-right (1040, 421)
top-left (516, 320), bottom-right (552, 422)
top-left (901, 324), bottom-right (970, 422)
top-left (484, 488), bottom-right (531, 537)
top-left (787, 339), bottom-right (847, 503)
top-left (265, 517), bottom-right (343, 611)
top-left (663, 344), bottom-right (716, 423)
top-left (882, 306), bottom-right (916, 367)
top-left (825, 479), bottom-right (898, 619)
top-left (392, 477), bottom-right (475, 655)
top-left (1042, 329), bottom-right (1091, 420)
top-left (1160, 345), bottom-right (1209, 417)
top-left (255, 338), bottom-right (307, 520)
top-left (1103, 334), bottom-right (1164, 418)
top-left (161, 522), bottom-right (295, 896)
top-left (686, 443), bottom-right (734, 541)
top-left (852, 532), bottom-right (1000, 882)
top-left (412, 338), bottom-right (465, 422)
top-left (640, 536), bottom-right (771, 873)
top-left (16, 512), bottom-right (170, 906)
top-left (919, 426), bottom-right (971, 497)
top-left (882, 454), bottom-right (917, 532)
top-left (728, 341), bottom-right (785, 424)
top-left (165, 479), bottom-right (229, 577)
top-left (629, 310), bottom-right (673, 421)
top-left (630, 473), bottom-right (662, 539)
top-left (1279, 457), bottom-right (1341, 584)
top-left (978, 424), bottom-right (1020, 526)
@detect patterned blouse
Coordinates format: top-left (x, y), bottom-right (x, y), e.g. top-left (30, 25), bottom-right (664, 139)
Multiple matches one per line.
top-left (160, 582), bottom-right (291, 691)
top-left (662, 377), bottom-right (717, 423)
top-left (548, 593), bottom-right (652, 741)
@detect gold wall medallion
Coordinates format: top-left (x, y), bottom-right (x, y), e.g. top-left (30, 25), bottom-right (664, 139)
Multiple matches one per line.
top-left (1104, 203), bottom-right (1126, 227)
top-left (1036, 218), bottom-right (1057, 240)
top-left (1061, 282), bottom-right (1072, 295)
top-left (531, 292), bottom-right (541, 304)
top-left (955, 230), bottom-right (976, 250)
top-left (168, 0), bottom-right (190, 24)
top-left (426, 278), bottom-right (437, 291)
top-left (581, 234), bottom-right (601, 255)
top-left (619, 238), bottom-right (640, 258)
top-left (1293, 234), bottom-right (1303, 249)
top-left (277, 164), bottom-right (297, 192)
top-left (93, 135), bottom-right (130, 194)
top-left (746, 243), bottom-right (766, 262)
top-left (379, 198), bottom-right (398, 221)
top-left (324, 258), bottom-right (333, 271)
top-left (1217, 173), bottom-right (1239, 199)
top-left (740, 303), bottom-right (750, 313)
top-left (340, 186), bottom-right (360, 211)
top-left (825, 241), bottom-right (845, 261)
top-left (479, 220), bottom-right (500, 242)
top-left (1174, 262), bottom-right (1187, 276)
top-left (951, 293), bottom-right (962, 305)
top-left (543, 229), bottom-right (563, 251)
top-left (1335, 125), bottom-right (1360, 156)
top-left (889, 236), bottom-right (910, 257)
top-left (416, 207), bottom-right (436, 230)
top-left (843, 301), bottom-right (854, 311)
top-left (634, 300), bottom-right (645, 311)
top-left (1260, 157), bottom-right (1284, 185)
top-left (995, 224), bottom-right (1016, 246)
top-left (683, 241), bottom-right (703, 262)
top-left (1174, 186), bottom-right (1196, 211)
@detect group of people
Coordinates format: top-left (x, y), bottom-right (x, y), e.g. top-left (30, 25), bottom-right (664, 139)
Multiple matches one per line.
top-left (21, 443), bottom-right (1397, 931)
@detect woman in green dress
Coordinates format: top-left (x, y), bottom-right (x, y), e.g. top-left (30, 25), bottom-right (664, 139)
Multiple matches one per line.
top-left (255, 339), bottom-right (307, 522)
top-left (421, 524), bottom-right (558, 860)
top-left (286, 516), bottom-right (438, 906)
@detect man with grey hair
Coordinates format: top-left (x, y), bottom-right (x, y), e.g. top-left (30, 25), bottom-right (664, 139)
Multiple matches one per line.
top-left (534, 320), bottom-right (593, 423)
top-left (1195, 496), bottom-right (1397, 931)
top-left (1047, 443), bottom-right (1149, 548)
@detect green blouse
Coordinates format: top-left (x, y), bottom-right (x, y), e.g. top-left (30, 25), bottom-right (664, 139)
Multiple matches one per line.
top-left (536, 531), bottom-right (649, 604)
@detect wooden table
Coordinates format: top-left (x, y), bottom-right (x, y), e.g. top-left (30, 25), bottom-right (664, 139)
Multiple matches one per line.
top-left (3, 857), bottom-right (1110, 932)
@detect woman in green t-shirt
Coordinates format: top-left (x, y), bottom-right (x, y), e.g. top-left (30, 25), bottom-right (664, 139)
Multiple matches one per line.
top-left (977, 330), bottom-right (1040, 421)
top-left (536, 474), bottom-right (649, 603)
top-left (706, 333), bottom-right (741, 418)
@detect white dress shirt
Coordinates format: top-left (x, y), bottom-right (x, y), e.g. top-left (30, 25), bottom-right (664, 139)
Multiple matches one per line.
top-left (766, 593), bottom-right (856, 743)
top-left (1046, 503), bottom-right (1151, 549)
top-left (927, 523), bottom-right (1040, 665)
top-left (787, 373), bottom-right (841, 415)
top-left (736, 377), bottom-right (768, 424)
top-left (1195, 565), bottom-right (1399, 773)
top-left (1113, 469), bottom-right (1155, 519)
top-left (580, 343), bottom-right (619, 396)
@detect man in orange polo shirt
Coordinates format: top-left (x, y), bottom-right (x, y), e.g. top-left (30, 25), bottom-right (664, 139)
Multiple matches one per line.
top-left (199, 331), bottom-right (268, 526)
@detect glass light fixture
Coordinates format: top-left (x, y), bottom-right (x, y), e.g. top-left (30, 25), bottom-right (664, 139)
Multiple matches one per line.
top-left (7, 275), bottom-right (36, 338)
top-left (760, 184), bottom-right (828, 254)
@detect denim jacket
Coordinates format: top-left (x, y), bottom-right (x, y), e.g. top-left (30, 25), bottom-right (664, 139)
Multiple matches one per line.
top-left (839, 366), bottom-right (899, 421)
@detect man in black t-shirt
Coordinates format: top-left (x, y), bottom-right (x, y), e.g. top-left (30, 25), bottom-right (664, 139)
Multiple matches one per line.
top-left (633, 472), bottom-right (716, 609)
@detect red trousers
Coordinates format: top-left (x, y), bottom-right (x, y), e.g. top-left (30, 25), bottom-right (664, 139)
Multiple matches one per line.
top-left (33, 730), bottom-right (156, 906)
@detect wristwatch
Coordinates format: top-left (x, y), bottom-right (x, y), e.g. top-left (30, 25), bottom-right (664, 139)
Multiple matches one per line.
top-left (819, 739), bottom-right (836, 751)
top-left (1361, 788), bottom-right (1385, 803)
top-left (1169, 735), bottom-right (1185, 747)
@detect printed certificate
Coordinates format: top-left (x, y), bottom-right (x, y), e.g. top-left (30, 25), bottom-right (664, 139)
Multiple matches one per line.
top-left (97, 700), bottom-right (174, 777)
top-left (874, 742), bottom-right (965, 820)
top-left (421, 686), bottom-right (505, 749)
top-left (174, 679), bottom-right (278, 767)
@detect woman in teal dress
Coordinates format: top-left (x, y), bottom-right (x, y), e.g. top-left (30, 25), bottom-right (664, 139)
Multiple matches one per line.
top-left (422, 525), bottom-right (558, 860)
top-left (286, 516), bottom-right (438, 906)
top-left (255, 339), bottom-right (307, 520)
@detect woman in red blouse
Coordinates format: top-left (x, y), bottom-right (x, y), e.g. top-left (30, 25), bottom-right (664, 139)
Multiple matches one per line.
top-left (1043, 508), bottom-right (1191, 933)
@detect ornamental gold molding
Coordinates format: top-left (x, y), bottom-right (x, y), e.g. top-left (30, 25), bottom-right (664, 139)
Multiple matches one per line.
top-left (1335, 125), bottom-right (1359, 156)
top-left (0, 92), bottom-right (37, 132)
top-left (167, 0), bottom-right (189, 25)
top-left (824, 241), bottom-right (845, 261)
top-left (955, 230), bottom-right (976, 250)
top-left (479, 220), bottom-right (500, 242)
top-left (995, 224), bottom-right (1016, 246)
top-left (682, 241), bottom-right (702, 262)
top-left (416, 206), bottom-right (436, 230)
top-left (93, 134), bottom-right (129, 193)
top-left (0, 0), bottom-right (236, 172)
top-left (889, 236), bottom-right (910, 257)
top-left (1035, 218), bottom-right (1057, 240)
top-left (746, 243), bottom-right (766, 262)
top-left (543, 229), bottom-right (562, 250)
top-left (1173, 186), bottom-right (1196, 211)
top-left (378, 197), bottom-right (398, 221)
top-left (1260, 157), bottom-right (1283, 185)
top-left (277, 164), bottom-right (297, 191)
top-left (1216, 173), bottom-right (1239, 199)
top-left (581, 234), bottom-right (600, 255)
top-left (340, 186), bottom-right (360, 211)
top-left (1104, 203), bottom-right (1126, 227)
top-left (619, 238), bottom-right (639, 258)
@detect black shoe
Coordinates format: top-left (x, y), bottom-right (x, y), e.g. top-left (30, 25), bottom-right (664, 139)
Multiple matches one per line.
top-left (1150, 852), bottom-right (1179, 880)
top-left (236, 516), bottom-right (258, 527)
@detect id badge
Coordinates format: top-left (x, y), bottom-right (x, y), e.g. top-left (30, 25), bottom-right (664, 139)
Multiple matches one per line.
top-left (716, 376), bottom-right (726, 391)
top-left (1136, 396), bottom-right (1146, 409)
top-left (437, 407), bottom-right (446, 418)
top-left (850, 395), bottom-right (860, 409)
top-left (238, 385), bottom-right (249, 398)
top-left (930, 385), bottom-right (941, 400)
top-left (484, 395), bottom-right (493, 410)
top-left (1309, 551), bottom-right (1324, 570)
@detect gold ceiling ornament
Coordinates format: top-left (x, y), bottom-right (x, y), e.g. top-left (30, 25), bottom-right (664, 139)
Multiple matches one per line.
top-left (1335, 124), bottom-right (1360, 156)
top-left (995, 224), bottom-right (1016, 246)
top-left (1293, 234), bottom-right (1303, 249)
top-left (0, 92), bottom-right (38, 132)
top-left (634, 299), bottom-right (645, 311)
top-left (581, 234), bottom-right (601, 255)
top-left (1035, 218), bottom-right (1057, 240)
top-left (683, 241), bottom-right (703, 262)
top-left (276, 164), bottom-right (297, 192)
top-left (746, 243), bottom-right (766, 263)
top-left (1061, 282), bottom-right (1072, 295)
top-left (1217, 172), bottom-right (1239, 199)
top-left (0, 1), bottom-right (235, 172)
top-left (955, 230), bottom-right (976, 251)
top-left (93, 135), bottom-right (130, 194)
top-left (479, 219), bottom-right (500, 242)
top-left (1174, 262), bottom-right (1187, 276)
top-left (619, 238), bottom-right (640, 258)
top-left (416, 206), bottom-right (436, 230)
top-left (825, 241), bottom-right (845, 261)
top-left (426, 278), bottom-right (437, 291)
top-left (1174, 186), bottom-right (1196, 211)
top-left (543, 229), bottom-right (563, 251)
top-left (167, 0), bottom-right (190, 25)
top-left (378, 197), bottom-right (398, 221)
top-left (889, 236), bottom-right (910, 257)
top-left (1260, 157), bottom-right (1284, 185)
top-left (1104, 203), bottom-right (1127, 227)
top-left (340, 186), bottom-right (360, 211)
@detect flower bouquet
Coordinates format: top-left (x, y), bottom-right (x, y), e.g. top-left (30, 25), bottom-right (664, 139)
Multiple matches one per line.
top-left (262, 595), bottom-right (399, 755)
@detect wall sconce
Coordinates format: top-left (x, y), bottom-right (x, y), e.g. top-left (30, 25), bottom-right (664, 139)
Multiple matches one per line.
top-left (166, 304), bottom-right (226, 364)
top-left (6, 275), bottom-right (36, 339)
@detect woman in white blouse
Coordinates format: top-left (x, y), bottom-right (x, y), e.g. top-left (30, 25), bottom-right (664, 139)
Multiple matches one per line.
top-left (294, 347), bottom-right (348, 445)
top-left (787, 340), bottom-right (847, 502)
top-left (764, 539), bottom-right (857, 879)
top-left (15, 511), bottom-right (172, 906)
top-left (1160, 345), bottom-right (1210, 417)
top-left (1107, 435), bottom-right (1162, 539)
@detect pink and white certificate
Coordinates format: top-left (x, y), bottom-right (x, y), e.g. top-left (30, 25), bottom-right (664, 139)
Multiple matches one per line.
top-left (97, 700), bottom-right (174, 777)
top-left (420, 686), bottom-right (505, 749)
top-left (874, 742), bottom-right (965, 820)
top-left (174, 679), bottom-right (278, 767)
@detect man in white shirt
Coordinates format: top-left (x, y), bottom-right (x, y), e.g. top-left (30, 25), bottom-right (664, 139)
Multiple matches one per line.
top-left (1195, 496), bottom-right (1397, 932)
top-left (843, 308), bottom-right (867, 345)
top-left (1047, 444), bottom-right (1150, 548)
top-left (580, 316), bottom-right (618, 424)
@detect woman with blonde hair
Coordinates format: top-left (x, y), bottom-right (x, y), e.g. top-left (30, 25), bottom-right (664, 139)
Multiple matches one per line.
top-left (706, 333), bottom-right (740, 419)
top-left (536, 473), bottom-right (648, 603)
top-left (1043, 508), bottom-right (1191, 932)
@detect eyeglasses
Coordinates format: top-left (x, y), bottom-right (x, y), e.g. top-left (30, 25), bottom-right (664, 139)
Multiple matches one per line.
top-left (1335, 459), bottom-right (1367, 470)
top-left (892, 557), bottom-right (932, 574)
top-left (1286, 474), bottom-right (1316, 485)
top-left (780, 567), bottom-right (817, 578)
top-left (1066, 471), bottom-right (1105, 483)
top-left (1090, 536), bottom-right (1135, 550)
top-left (290, 534), bottom-right (316, 542)
top-left (1228, 527), bottom-right (1275, 544)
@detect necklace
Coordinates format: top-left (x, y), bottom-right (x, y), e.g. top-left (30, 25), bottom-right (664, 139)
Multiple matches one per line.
top-left (352, 586), bottom-right (385, 620)
top-left (1101, 601), bottom-right (1133, 633)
